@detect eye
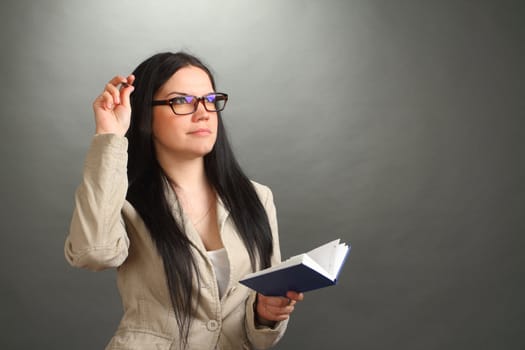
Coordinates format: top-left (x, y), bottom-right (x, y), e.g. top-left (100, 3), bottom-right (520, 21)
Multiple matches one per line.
top-left (205, 94), bottom-right (217, 103)
top-left (171, 96), bottom-right (194, 105)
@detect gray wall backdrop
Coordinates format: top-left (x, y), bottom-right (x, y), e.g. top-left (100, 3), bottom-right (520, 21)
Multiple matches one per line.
top-left (1, 0), bottom-right (524, 349)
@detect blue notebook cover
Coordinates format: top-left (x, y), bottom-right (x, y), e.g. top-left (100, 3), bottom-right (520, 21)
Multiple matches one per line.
top-left (239, 263), bottom-right (338, 296)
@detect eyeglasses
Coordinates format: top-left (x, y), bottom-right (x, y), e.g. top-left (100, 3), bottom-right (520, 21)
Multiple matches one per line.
top-left (152, 92), bottom-right (228, 116)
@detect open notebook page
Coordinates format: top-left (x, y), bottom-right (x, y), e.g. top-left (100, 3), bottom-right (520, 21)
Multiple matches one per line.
top-left (305, 239), bottom-right (341, 278)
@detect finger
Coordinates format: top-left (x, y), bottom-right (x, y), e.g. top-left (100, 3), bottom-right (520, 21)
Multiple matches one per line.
top-left (96, 91), bottom-right (115, 110)
top-left (264, 303), bottom-right (295, 316)
top-left (107, 75), bottom-right (132, 104)
top-left (120, 81), bottom-right (135, 108)
top-left (126, 74), bottom-right (135, 85)
top-left (256, 294), bottom-right (295, 322)
top-left (118, 76), bottom-right (134, 90)
top-left (105, 83), bottom-right (121, 105)
top-left (257, 295), bottom-right (295, 315)
top-left (258, 294), bottom-right (290, 307)
top-left (286, 291), bottom-right (304, 302)
top-left (257, 305), bottom-right (291, 322)
top-left (108, 75), bottom-right (128, 87)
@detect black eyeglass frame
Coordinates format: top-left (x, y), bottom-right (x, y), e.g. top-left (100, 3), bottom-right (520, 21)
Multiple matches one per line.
top-left (151, 92), bottom-right (229, 116)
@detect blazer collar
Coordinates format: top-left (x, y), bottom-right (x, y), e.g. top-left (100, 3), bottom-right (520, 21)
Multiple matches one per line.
top-left (162, 178), bottom-right (231, 254)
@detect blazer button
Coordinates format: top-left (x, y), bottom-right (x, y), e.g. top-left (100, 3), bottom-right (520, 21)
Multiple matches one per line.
top-left (206, 319), bottom-right (219, 331)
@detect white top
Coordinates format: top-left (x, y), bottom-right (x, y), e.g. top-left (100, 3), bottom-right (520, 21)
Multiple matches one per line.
top-left (207, 247), bottom-right (230, 299)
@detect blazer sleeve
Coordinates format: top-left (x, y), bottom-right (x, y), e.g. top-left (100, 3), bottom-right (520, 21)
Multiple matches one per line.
top-left (244, 184), bottom-right (289, 349)
top-left (64, 134), bottom-right (130, 271)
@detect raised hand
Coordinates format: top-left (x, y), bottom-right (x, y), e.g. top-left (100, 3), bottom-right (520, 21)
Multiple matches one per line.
top-left (93, 75), bottom-right (135, 136)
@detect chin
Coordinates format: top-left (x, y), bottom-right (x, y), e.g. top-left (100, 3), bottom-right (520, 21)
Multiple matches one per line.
top-left (190, 143), bottom-right (215, 158)
top-left (198, 147), bottom-right (215, 158)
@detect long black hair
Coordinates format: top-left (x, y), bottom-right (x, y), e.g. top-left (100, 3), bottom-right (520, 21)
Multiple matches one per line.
top-left (125, 52), bottom-right (273, 346)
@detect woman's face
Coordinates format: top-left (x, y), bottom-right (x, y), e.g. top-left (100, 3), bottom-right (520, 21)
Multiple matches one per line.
top-left (152, 65), bottom-right (218, 162)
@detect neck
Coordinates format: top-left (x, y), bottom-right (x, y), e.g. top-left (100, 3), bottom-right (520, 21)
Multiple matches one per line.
top-left (160, 156), bottom-right (208, 192)
top-left (158, 154), bottom-right (216, 225)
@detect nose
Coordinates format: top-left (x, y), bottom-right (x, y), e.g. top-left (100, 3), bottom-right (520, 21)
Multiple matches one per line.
top-left (192, 99), bottom-right (210, 122)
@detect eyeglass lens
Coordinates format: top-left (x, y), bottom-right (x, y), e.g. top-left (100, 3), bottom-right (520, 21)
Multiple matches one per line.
top-left (172, 93), bottom-right (227, 115)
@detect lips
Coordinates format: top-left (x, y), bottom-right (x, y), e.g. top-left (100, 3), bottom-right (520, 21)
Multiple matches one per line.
top-left (188, 128), bottom-right (211, 135)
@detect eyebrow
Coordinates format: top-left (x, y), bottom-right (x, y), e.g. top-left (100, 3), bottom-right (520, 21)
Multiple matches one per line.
top-left (165, 91), bottom-right (216, 98)
top-left (165, 91), bottom-right (190, 98)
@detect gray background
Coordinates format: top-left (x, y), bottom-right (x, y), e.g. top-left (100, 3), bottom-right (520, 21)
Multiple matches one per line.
top-left (1, 0), bottom-right (524, 349)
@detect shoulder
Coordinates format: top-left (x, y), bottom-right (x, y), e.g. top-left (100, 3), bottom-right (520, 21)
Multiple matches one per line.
top-left (250, 180), bottom-right (274, 206)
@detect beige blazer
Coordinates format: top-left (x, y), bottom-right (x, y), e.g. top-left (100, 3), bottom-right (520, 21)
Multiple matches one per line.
top-left (64, 134), bottom-right (288, 350)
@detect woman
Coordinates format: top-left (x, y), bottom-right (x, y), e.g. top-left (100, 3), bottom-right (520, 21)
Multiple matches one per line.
top-left (64, 52), bottom-right (303, 350)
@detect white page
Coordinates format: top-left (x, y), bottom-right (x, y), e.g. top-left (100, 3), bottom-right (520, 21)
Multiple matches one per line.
top-left (306, 239), bottom-right (341, 277)
top-left (333, 243), bottom-right (349, 278)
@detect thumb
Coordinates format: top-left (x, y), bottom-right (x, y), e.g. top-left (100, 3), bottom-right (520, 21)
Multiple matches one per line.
top-left (120, 84), bottom-right (134, 108)
top-left (120, 74), bottom-right (135, 108)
